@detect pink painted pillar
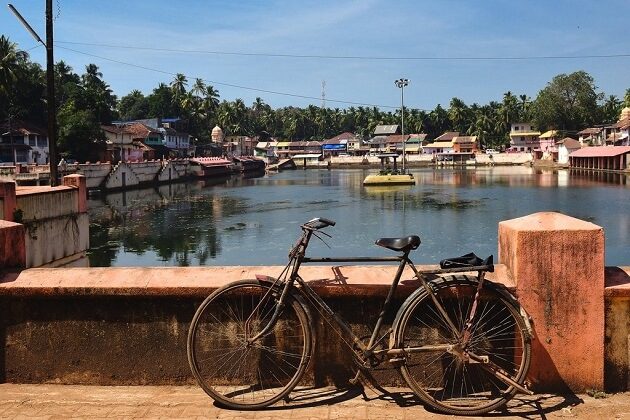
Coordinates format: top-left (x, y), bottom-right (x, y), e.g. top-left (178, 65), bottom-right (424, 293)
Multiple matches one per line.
top-left (499, 212), bottom-right (604, 392)
top-left (63, 174), bottom-right (87, 213)
top-left (0, 220), bottom-right (25, 268)
top-left (0, 181), bottom-right (17, 222)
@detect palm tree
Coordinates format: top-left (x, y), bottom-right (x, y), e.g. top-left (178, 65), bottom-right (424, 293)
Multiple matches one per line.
top-left (170, 73), bottom-right (188, 102)
top-left (192, 78), bottom-right (206, 97)
top-left (0, 35), bottom-right (28, 97)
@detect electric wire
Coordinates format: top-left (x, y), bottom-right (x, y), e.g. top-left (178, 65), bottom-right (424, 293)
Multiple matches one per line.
top-left (55, 40), bottom-right (630, 61)
top-left (56, 45), bottom-right (402, 109)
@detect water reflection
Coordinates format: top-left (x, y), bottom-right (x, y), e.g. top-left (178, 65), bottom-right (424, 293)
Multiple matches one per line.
top-left (87, 168), bottom-right (629, 267)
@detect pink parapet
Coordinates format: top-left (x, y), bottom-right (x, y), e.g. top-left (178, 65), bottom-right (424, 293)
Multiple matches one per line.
top-left (499, 211), bottom-right (605, 392)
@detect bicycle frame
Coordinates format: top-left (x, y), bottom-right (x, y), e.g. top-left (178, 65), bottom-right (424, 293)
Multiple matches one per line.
top-left (250, 224), bottom-right (493, 365)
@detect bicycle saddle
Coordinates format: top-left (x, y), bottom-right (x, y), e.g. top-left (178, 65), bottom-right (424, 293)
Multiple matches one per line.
top-left (375, 235), bottom-right (421, 252)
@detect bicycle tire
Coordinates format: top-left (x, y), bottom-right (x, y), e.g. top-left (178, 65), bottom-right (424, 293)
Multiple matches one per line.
top-left (187, 279), bottom-right (313, 410)
top-left (392, 275), bottom-right (531, 415)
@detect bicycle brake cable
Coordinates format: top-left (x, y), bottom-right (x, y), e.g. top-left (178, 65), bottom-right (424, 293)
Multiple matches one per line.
top-left (312, 231), bottom-right (332, 249)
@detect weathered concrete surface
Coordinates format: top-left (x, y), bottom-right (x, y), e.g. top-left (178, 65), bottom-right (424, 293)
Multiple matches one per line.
top-left (0, 384), bottom-right (624, 419)
top-left (0, 221), bottom-right (25, 269)
top-left (76, 162), bottom-right (112, 189)
top-left (0, 181), bottom-right (17, 221)
top-left (104, 162), bottom-right (140, 190)
top-left (62, 174), bottom-right (87, 213)
top-left (604, 267), bottom-right (630, 392)
top-left (0, 265), bottom-right (511, 386)
top-left (499, 212), bottom-right (605, 392)
top-left (23, 213), bottom-right (90, 268)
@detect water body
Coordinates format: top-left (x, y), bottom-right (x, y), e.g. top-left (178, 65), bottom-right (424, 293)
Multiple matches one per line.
top-left (86, 167), bottom-right (629, 267)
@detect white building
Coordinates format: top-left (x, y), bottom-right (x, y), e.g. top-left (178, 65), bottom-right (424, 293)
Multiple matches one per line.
top-left (509, 123), bottom-right (541, 152)
top-left (0, 122), bottom-right (49, 165)
top-left (556, 138), bottom-right (582, 165)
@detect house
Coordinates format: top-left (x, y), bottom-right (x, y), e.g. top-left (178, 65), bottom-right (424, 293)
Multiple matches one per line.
top-left (275, 141), bottom-right (291, 157)
top-left (577, 127), bottom-right (604, 146)
top-left (608, 107), bottom-right (630, 146)
top-left (422, 132), bottom-right (459, 155)
top-left (101, 125), bottom-right (136, 161)
top-left (254, 140), bottom-right (278, 159)
top-left (326, 132), bottom-right (363, 155)
top-left (509, 123), bottom-right (541, 152)
top-left (159, 126), bottom-right (190, 157)
top-left (404, 134), bottom-right (427, 154)
top-left (539, 130), bottom-right (560, 159)
top-left (556, 138), bottom-right (582, 165)
top-left (452, 136), bottom-right (478, 153)
top-left (122, 123), bottom-right (170, 159)
top-left (322, 134), bottom-right (349, 156)
top-left (0, 121), bottom-right (49, 165)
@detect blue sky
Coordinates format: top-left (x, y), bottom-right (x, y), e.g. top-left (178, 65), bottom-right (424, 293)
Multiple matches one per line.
top-left (2, 0), bottom-right (628, 110)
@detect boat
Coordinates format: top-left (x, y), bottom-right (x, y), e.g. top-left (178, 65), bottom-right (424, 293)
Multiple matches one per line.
top-left (232, 156), bottom-right (266, 173)
top-left (362, 153), bottom-right (415, 186)
top-left (189, 157), bottom-right (233, 178)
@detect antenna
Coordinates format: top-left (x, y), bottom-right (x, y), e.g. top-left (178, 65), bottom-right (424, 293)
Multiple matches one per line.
top-left (321, 80), bottom-right (326, 108)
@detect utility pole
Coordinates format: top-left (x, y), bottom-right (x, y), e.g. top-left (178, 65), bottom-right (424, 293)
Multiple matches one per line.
top-left (45, 0), bottom-right (58, 185)
top-left (8, 2), bottom-right (58, 185)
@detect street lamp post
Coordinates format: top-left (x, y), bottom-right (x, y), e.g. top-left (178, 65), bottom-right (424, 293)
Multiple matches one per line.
top-left (394, 78), bottom-right (409, 173)
top-left (8, 2), bottom-right (58, 186)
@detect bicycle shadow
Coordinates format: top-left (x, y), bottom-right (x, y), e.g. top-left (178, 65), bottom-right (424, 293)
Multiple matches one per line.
top-left (216, 383), bottom-right (584, 418)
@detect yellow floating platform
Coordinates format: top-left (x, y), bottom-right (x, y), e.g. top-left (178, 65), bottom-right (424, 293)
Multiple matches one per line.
top-left (363, 173), bottom-right (416, 186)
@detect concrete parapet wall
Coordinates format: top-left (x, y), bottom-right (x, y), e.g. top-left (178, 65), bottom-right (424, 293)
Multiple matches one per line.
top-left (23, 213), bottom-right (89, 268)
top-left (76, 163), bottom-right (112, 189)
top-left (127, 161), bottom-right (162, 184)
top-left (0, 265), bottom-right (510, 386)
top-left (16, 187), bottom-right (78, 222)
top-left (104, 162), bottom-right (140, 190)
top-left (1, 176), bottom-right (89, 269)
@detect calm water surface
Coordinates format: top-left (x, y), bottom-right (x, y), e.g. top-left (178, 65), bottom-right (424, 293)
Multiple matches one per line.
top-left (87, 167), bottom-right (629, 267)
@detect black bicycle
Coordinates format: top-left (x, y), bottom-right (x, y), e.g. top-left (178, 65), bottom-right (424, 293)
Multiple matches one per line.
top-left (187, 217), bottom-right (532, 415)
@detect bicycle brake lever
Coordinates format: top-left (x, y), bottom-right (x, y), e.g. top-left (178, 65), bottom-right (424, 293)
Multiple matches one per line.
top-left (312, 232), bottom-right (332, 249)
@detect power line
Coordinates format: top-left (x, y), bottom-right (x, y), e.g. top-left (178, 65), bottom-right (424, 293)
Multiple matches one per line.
top-left (56, 45), bottom-right (404, 109)
top-left (55, 40), bottom-right (630, 61)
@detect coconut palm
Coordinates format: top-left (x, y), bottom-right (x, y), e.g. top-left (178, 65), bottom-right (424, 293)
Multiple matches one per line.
top-left (192, 78), bottom-right (206, 97)
top-left (170, 73), bottom-right (188, 102)
top-left (0, 35), bottom-right (28, 97)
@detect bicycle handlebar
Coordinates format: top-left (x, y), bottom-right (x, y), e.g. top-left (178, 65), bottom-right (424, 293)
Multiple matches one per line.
top-left (302, 217), bottom-right (336, 230)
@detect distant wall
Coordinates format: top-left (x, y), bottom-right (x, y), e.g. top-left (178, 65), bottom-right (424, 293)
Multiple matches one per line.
top-left (0, 175), bottom-right (89, 268)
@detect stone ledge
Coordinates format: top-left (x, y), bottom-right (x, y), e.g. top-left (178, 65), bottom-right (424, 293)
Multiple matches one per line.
top-left (0, 264), bottom-right (514, 297)
top-left (604, 266), bottom-right (630, 297)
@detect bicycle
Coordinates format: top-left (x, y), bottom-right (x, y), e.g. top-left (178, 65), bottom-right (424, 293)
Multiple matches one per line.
top-left (187, 217), bottom-right (532, 415)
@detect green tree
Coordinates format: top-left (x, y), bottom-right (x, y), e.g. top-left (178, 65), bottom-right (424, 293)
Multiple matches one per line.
top-left (57, 100), bottom-right (107, 161)
top-left (531, 71), bottom-right (603, 131)
top-left (600, 95), bottom-right (622, 124)
top-left (118, 90), bottom-right (149, 121)
top-left (624, 88), bottom-right (630, 108)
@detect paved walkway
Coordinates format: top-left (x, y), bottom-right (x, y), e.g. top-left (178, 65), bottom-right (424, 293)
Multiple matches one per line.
top-left (0, 384), bottom-right (629, 419)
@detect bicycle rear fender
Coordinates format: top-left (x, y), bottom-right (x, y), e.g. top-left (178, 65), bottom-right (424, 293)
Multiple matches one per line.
top-left (388, 276), bottom-right (533, 350)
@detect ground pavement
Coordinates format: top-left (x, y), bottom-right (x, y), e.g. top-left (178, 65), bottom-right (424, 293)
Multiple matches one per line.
top-left (1, 384), bottom-right (629, 419)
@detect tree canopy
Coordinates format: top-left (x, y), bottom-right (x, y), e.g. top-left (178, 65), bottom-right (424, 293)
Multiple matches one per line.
top-left (0, 35), bottom-right (628, 158)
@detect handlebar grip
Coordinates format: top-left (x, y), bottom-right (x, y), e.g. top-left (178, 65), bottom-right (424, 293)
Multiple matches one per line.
top-left (319, 217), bottom-right (336, 227)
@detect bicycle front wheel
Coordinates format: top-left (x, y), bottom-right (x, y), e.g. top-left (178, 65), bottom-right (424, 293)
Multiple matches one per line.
top-left (394, 275), bottom-right (531, 415)
top-left (187, 279), bottom-right (313, 410)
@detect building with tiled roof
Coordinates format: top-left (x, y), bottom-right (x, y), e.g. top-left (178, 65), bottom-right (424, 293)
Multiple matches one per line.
top-left (0, 121), bottom-right (49, 165)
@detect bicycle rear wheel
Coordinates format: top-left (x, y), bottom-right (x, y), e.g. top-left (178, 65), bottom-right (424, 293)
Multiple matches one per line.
top-left (393, 275), bottom-right (531, 415)
top-left (187, 279), bottom-right (313, 409)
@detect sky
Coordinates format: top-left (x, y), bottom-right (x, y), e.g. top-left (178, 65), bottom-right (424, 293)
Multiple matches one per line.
top-left (1, 0), bottom-right (629, 111)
